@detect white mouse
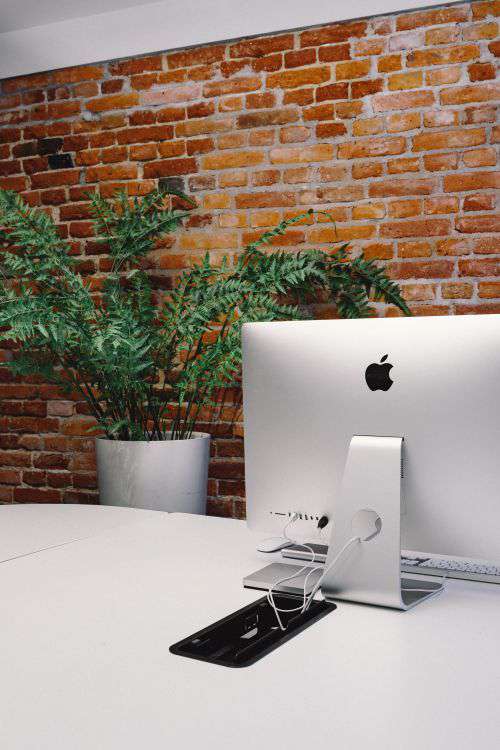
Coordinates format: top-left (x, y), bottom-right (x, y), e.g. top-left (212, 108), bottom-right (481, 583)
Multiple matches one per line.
top-left (256, 537), bottom-right (293, 553)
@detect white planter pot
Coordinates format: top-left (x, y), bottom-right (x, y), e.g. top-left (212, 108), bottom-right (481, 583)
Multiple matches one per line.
top-left (96, 433), bottom-right (210, 514)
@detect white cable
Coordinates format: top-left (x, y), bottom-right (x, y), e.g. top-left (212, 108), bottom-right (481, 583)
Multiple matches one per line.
top-left (268, 523), bottom-right (361, 630)
top-left (303, 536), bottom-right (361, 612)
top-left (266, 516), bottom-right (321, 630)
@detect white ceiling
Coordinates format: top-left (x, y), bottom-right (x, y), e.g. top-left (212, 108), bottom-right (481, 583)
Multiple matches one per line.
top-left (0, 0), bottom-right (443, 80)
top-left (0, 0), bottom-right (157, 32)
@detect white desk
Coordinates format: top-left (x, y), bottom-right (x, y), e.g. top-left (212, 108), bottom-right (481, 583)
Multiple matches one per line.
top-left (0, 503), bottom-right (163, 562)
top-left (0, 508), bottom-right (498, 749)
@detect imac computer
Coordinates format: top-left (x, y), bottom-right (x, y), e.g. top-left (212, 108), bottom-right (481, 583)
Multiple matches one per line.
top-left (242, 314), bottom-right (500, 605)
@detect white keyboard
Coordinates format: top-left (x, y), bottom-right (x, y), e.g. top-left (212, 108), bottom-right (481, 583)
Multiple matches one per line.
top-left (401, 555), bottom-right (500, 584)
top-left (281, 544), bottom-right (500, 584)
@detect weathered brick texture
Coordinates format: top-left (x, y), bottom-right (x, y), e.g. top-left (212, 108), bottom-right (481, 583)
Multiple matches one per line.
top-left (0, 1), bottom-right (498, 516)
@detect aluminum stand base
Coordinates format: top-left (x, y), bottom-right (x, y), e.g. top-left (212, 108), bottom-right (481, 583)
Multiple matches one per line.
top-left (321, 436), bottom-right (441, 610)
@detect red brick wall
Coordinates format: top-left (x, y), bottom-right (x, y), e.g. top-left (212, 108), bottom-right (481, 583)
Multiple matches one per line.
top-left (0, 1), bottom-right (498, 515)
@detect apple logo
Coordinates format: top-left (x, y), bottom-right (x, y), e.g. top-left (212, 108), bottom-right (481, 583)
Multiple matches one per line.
top-left (365, 354), bottom-right (394, 392)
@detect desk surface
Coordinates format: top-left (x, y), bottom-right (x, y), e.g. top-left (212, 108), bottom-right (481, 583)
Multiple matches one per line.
top-left (0, 503), bottom-right (162, 563)
top-left (0, 507), bottom-right (499, 750)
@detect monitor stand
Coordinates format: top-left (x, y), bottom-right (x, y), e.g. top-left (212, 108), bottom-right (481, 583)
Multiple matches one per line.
top-left (321, 435), bottom-right (442, 610)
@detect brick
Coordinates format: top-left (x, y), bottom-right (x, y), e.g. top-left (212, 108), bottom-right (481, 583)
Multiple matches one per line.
top-left (14, 487), bottom-right (61, 503)
top-left (249, 129), bottom-right (275, 146)
top-left (462, 147), bottom-right (497, 167)
top-left (456, 215), bottom-right (500, 233)
top-left (31, 169), bottom-right (80, 188)
top-left (388, 157), bottom-right (420, 174)
top-left (315, 83), bottom-right (349, 102)
top-left (235, 191), bottom-right (296, 209)
top-left (463, 21), bottom-right (499, 39)
top-left (218, 171), bottom-right (247, 188)
top-left (176, 116), bottom-right (233, 137)
top-left (101, 79), bottom-right (124, 94)
top-left (423, 110), bottom-right (459, 128)
top-left (351, 79), bottom-right (384, 98)
top-left (354, 39), bottom-right (386, 56)
top-left (398, 240), bottom-right (432, 258)
top-left (388, 71), bottom-right (423, 90)
top-left (203, 77), bottom-right (261, 98)
top-left (478, 282), bottom-right (500, 298)
top-left (426, 66), bottom-right (461, 86)
top-left (283, 88), bottom-right (315, 106)
top-left (86, 164), bottom-right (137, 182)
top-left (219, 96), bottom-right (244, 112)
top-left (389, 260), bottom-right (454, 279)
top-left (230, 34), bottom-right (294, 58)
top-left (309, 224), bottom-right (375, 242)
top-left (142, 84), bottom-right (201, 105)
top-left (472, 1), bottom-right (500, 19)
top-left (180, 231), bottom-right (238, 250)
top-left (369, 177), bottom-right (436, 197)
top-left (280, 126), bottom-right (311, 143)
top-left (402, 283), bottom-right (435, 301)
top-left (389, 31), bottom-right (424, 51)
top-left (381, 218), bottom-right (451, 238)
top-left (352, 162), bottom-right (383, 179)
top-left (353, 117), bottom-right (384, 136)
top-left (237, 108), bottom-right (299, 129)
top-left (436, 239), bottom-right (470, 255)
top-left (362, 242), bottom-right (393, 260)
top-left (285, 49), bottom-right (317, 68)
top-left (352, 202), bottom-right (385, 219)
top-left (167, 45), bottom-right (225, 69)
top-left (463, 194), bottom-right (496, 211)
top-left (143, 157), bottom-right (198, 177)
top-left (336, 59), bottom-right (371, 80)
top-left (372, 90), bottom-right (435, 112)
top-left (442, 282), bottom-right (473, 299)
top-left (116, 125), bottom-right (173, 144)
top-left (318, 44), bottom-right (351, 62)
top-left (217, 133), bottom-right (244, 150)
top-left (378, 54), bottom-right (402, 72)
top-left (338, 136), bottom-right (405, 159)
top-left (246, 92), bottom-right (275, 109)
top-left (86, 93), bottom-right (139, 112)
top-left (489, 40), bottom-right (500, 55)
top-left (388, 199), bottom-right (422, 218)
top-left (396, 6), bottom-right (469, 31)
top-left (408, 44), bottom-right (480, 68)
top-left (267, 67), bottom-right (330, 89)
top-left (0, 127), bottom-right (21, 144)
top-left (468, 62), bottom-right (497, 82)
top-left (425, 26), bottom-right (461, 45)
top-left (270, 144), bottom-right (333, 164)
top-left (444, 171), bottom-right (500, 191)
top-left (440, 82), bottom-right (500, 105)
top-left (386, 112), bottom-right (420, 132)
top-left (100, 146), bottom-right (128, 163)
top-left (335, 102), bottom-right (364, 119)
top-left (0, 176), bottom-right (27, 191)
top-left (464, 106), bottom-right (496, 125)
top-left (412, 128), bottom-right (486, 151)
top-left (459, 259), bottom-right (500, 277)
top-left (201, 150), bottom-right (263, 169)
top-left (300, 21), bottom-right (367, 47)
top-left (424, 153), bottom-right (458, 172)
top-left (424, 196), bottom-right (458, 214)
top-left (303, 103), bottom-right (334, 121)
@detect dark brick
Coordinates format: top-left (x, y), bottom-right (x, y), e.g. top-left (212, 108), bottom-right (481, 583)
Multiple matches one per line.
top-left (37, 138), bottom-right (63, 155)
top-left (48, 153), bottom-right (74, 169)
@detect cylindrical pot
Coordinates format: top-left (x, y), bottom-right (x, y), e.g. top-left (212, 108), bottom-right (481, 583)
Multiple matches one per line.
top-left (96, 433), bottom-right (210, 514)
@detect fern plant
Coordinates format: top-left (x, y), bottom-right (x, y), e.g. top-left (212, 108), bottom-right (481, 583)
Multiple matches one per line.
top-left (0, 188), bottom-right (409, 441)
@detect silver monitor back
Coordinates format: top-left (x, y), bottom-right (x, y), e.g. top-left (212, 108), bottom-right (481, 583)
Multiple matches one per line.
top-left (242, 315), bottom-right (500, 562)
